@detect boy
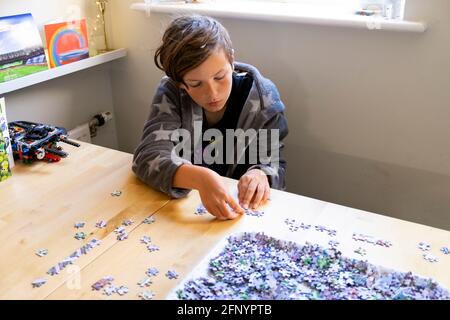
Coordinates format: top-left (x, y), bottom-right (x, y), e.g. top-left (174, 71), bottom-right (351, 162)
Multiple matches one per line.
top-left (133, 15), bottom-right (288, 220)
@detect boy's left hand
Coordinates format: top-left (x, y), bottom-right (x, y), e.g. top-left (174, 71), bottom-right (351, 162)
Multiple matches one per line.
top-left (238, 169), bottom-right (270, 210)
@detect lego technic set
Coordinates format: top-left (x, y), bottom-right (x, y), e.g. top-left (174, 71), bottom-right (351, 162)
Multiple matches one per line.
top-left (9, 121), bottom-right (80, 163)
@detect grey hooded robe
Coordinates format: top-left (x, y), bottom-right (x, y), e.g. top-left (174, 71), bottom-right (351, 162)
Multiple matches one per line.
top-left (132, 62), bottom-right (288, 198)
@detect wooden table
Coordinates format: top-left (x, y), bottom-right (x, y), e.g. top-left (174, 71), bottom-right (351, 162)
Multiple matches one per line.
top-left (1, 142), bottom-right (449, 299)
top-left (0, 142), bottom-right (170, 299)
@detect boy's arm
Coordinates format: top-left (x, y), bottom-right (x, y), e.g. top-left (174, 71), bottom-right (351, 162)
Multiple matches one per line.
top-left (247, 112), bottom-right (288, 190)
top-left (132, 80), bottom-right (192, 198)
top-left (174, 164), bottom-right (245, 219)
top-left (172, 164), bottom-right (208, 190)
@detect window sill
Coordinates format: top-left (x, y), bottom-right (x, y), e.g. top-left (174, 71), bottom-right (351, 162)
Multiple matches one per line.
top-left (130, 2), bottom-right (426, 33)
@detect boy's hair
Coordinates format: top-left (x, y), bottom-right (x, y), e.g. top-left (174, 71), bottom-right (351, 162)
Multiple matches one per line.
top-left (154, 15), bottom-right (234, 86)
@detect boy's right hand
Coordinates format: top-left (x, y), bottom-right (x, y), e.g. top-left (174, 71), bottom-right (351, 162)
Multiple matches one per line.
top-left (197, 169), bottom-right (244, 220)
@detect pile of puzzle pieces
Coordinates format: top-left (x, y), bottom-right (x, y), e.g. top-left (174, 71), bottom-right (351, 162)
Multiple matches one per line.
top-left (176, 232), bottom-right (450, 300)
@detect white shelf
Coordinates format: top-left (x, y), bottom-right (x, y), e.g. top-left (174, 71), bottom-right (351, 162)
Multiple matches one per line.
top-left (131, 2), bottom-right (426, 33)
top-left (0, 48), bottom-right (127, 95)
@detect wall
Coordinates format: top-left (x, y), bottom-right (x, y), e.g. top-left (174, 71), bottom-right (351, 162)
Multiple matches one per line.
top-left (110, 0), bottom-right (450, 230)
top-left (0, 0), bottom-right (119, 149)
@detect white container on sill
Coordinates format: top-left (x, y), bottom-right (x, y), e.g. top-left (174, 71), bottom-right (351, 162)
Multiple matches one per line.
top-left (359, 0), bottom-right (405, 20)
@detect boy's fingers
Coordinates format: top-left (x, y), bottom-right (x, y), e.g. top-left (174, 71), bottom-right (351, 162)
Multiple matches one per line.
top-left (214, 205), bottom-right (228, 220)
top-left (251, 184), bottom-right (265, 209)
top-left (227, 195), bottom-right (244, 215)
top-left (242, 180), bottom-right (258, 209)
top-left (238, 180), bottom-right (248, 205)
top-left (262, 186), bottom-right (270, 204)
top-left (220, 201), bottom-right (239, 219)
top-left (204, 203), bottom-right (214, 216)
top-left (205, 203), bottom-right (224, 220)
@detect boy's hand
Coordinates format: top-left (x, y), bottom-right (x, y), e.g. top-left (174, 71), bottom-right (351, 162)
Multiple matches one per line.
top-left (198, 169), bottom-right (244, 220)
top-left (238, 169), bottom-right (270, 210)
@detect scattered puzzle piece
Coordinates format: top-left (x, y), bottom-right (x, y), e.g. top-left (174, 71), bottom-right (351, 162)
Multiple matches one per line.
top-left (111, 190), bottom-right (122, 197)
top-left (35, 249), bottom-right (48, 257)
top-left (92, 276), bottom-right (114, 291)
top-left (47, 266), bottom-right (60, 276)
top-left (354, 247), bottom-right (367, 257)
top-left (117, 233), bottom-right (128, 241)
top-left (147, 244), bottom-right (160, 253)
top-left (328, 240), bottom-right (339, 249)
top-left (116, 286), bottom-right (129, 296)
top-left (103, 285), bottom-right (116, 296)
top-left (138, 290), bottom-right (155, 300)
top-left (244, 208), bottom-right (265, 217)
top-left (300, 223), bottom-right (311, 230)
top-left (195, 204), bottom-right (207, 216)
top-left (284, 218), bottom-right (300, 232)
top-left (166, 270), bottom-right (179, 280)
top-left (423, 253), bottom-right (438, 263)
top-left (140, 236), bottom-right (152, 244)
top-left (315, 225), bottom-right (326, 232)
top-left (314, 225), bottom-right (337, 237)
top-left (418, 242), bottom-right (431, 251)
top-left (138, 277), bottom-right (153, 288)
top-left (31, 278), bottom-right (47, 288)
top-left (146, 267), bottom-right (159, 277)
top-left (352, 233), bottom-right (392, 248)
top-left (284, 218), bottom-right (311, 232)
top-left (114, 226), bottom-right (126, 234)
top-left (143, 216), bottom-right (155, 224)
top-left (74, 222), bottom-right (86, 229)
top-left (74, 232), bottom-right (87, 240)
top-left (122, 219), bottom-right (133, 226)
top-left (95, 220), bottom-right (107, 228)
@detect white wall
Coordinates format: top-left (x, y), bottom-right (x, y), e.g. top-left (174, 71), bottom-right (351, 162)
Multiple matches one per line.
top-left (0, 0), bottom-right (119, 149)
top-left (107, 0), bottom-right (450, 230)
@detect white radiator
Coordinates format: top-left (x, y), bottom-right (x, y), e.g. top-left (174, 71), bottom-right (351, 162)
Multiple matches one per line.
top-left (68, 123), bottom-right (91, 143)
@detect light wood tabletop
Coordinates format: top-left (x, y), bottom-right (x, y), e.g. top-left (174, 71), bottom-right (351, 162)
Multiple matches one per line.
top-left (48, 173), bottom-right (450, 300)
top-left (1, 142), bottom-right (449, 299)
top-left (0, 142), bottom-right (170, 299)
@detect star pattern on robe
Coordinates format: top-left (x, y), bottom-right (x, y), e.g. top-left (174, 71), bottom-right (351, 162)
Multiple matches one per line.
top-left (147, 155), bottom-right (162, 173)
top-left (152, 124), bottom-right (173, 141)
top-left (262, 92), bottom-right (275, 108)
top-left (171, 152), bottom-right (192, 166)
top-left (248, 99), bottom-right (260, 113)
top-left (154, 95), bottom-right (174, 116)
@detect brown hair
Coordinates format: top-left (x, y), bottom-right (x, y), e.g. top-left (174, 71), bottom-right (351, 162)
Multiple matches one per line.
top-left (154, 15), bottom-right (234, 86)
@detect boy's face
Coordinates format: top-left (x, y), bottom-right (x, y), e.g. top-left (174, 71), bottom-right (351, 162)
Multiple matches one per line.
top-left (181, 48), bottom-right (233, 113)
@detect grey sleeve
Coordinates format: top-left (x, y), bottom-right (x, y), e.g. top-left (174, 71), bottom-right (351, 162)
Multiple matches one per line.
top-left (247, 112), bottom-right (288, 191)
top-left (132, 81), bottom-right (192, 198)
